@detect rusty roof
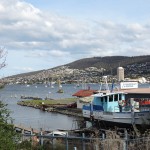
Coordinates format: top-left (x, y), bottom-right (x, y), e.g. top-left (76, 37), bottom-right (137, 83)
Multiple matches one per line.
top-left (72, 89), bottom-right (97, 97)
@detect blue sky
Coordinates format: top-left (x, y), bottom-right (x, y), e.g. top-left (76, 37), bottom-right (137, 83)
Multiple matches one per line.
top-left (0, 0), bottom-right (150, 77)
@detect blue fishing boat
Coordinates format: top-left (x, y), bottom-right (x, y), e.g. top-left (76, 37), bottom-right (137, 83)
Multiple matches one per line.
top-left (82, 77), bottom-right (150, 129)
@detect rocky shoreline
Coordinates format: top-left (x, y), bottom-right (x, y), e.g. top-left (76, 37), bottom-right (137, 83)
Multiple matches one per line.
top-left (17, 100), bottom-right (83, 118)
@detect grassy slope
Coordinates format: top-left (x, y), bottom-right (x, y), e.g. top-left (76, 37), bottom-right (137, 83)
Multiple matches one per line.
top-left (18, 98), bottom-right (77, 106)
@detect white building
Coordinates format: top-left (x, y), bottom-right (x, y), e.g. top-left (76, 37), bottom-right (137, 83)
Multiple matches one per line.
top-left (117, 67), bottom-right (124, 82)
top-left (77, 96), bottom-right (93, 109)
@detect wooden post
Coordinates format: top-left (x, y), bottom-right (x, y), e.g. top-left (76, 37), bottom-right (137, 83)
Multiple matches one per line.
top-left (95, 144), bottom-right (99, 150)
top-left (40, 128), bottom-right (43, 146)
top-left (66, 132), bottom-right (68, 150)
top-left (123, 129), bottom-right (128, 150)
top-left (30, 128), bottom-right (33, 144)
top-left (82, 133), bottom-right (85, 150)
top-left (52, 132), bottom-right (54, 150)
top-left (31, 128), bottom-right (33, 135)
top-left (102, 133), bottom-right (105, 140)
top-left (101, 133), bottom-right (105, 150)
top-left (21, 128), bottom-right (25, 141)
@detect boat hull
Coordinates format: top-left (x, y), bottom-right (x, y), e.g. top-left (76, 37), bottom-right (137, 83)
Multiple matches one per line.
top-left (83, 109), bottom-right (150, 128)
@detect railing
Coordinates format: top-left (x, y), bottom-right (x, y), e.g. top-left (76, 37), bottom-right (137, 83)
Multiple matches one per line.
top-left (17, 131), bottom-right (150, 150)
top-left (114, 105), bottom-right (142, 113)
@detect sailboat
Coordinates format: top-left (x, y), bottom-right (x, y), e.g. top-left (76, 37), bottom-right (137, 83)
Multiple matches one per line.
top-left (50, 80), bottom-right (55, 89)
top-left (57, 79), bottom-right (63, 93)
top-left (51, 84), bottom-right (54, 89)
top-left (76, 79), bottom-right (80, 87)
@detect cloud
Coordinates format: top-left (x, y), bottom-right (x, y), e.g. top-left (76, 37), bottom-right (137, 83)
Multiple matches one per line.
top-left (0, 0), bottom-right (150, 58)
top-left (24, 49), bottom-right (70, 58)
top-left (0, 0), bottom-right (150, 76)
top-left (50, 50), bottom-right (70, 57)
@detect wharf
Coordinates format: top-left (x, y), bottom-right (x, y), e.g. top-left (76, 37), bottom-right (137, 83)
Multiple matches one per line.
top-left (18, 101), bottom-right (83, 118)
top-left (14, 124), bottom-right (40, 134)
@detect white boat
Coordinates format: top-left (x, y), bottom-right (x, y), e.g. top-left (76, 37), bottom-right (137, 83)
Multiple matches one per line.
top-left (51, 85), bottom-right (54, 88)
top-left (57, 79), bottom-right (64, 93)
top-left (50, 81), bottom-right (55, 88)
top-left (82, 77), bottom-right (150, 129)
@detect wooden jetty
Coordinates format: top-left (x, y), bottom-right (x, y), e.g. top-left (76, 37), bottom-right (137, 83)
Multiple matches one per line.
top-left (14, 124), bottom-right (40, 134)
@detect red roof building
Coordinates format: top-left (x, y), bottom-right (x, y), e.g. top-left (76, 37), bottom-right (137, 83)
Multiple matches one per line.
top-left (72, 89), bottom-right (97, 97)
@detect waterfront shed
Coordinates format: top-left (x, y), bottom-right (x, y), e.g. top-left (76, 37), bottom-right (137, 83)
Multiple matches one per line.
top-left (72, 89), bottom-right (96, 109)
top-left (120, 88), bottom-right (150, 99)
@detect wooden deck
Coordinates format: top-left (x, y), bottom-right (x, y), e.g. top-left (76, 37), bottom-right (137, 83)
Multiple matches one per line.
top-left (14, 124), bottom-right (40, 134)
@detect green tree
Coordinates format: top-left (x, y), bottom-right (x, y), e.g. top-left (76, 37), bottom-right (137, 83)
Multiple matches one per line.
top-left (0, 101), bottom-right (19, 150)
top-left (0, 47), bottom-right (20, 149)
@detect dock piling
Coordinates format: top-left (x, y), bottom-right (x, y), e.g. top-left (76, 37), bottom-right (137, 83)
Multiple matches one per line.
top-left (40, 128), bottom-right (43, 146)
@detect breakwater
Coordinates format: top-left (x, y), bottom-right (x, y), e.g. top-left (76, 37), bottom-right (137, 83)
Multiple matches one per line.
top-left (17, 100), bottom-right (83, 118)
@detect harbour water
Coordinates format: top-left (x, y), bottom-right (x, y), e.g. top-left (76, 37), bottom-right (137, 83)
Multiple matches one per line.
top-left (0, 83), bottom-right (99, 131)
top-left (0, 83), bottom-right (149, 131)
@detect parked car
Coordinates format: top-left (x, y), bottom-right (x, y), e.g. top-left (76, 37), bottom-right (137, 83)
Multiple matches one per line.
top-left (45, 131), bottom-right (68, 137)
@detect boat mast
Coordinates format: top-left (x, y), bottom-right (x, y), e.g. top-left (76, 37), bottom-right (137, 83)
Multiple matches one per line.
top-left (102, 76), bottom-right (110, 93)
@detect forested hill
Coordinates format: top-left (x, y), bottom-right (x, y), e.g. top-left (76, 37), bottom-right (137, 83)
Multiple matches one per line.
top-left (67, 55), bottom-right (150, 71)
top-left (8, 55), bottom-right (150, 78)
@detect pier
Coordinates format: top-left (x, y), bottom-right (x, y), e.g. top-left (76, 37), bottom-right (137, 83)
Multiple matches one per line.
top-left (14, 124), bottom-right (40, 134)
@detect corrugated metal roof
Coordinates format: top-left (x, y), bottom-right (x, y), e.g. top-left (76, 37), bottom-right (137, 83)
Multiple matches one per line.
top-left (119, 88), bottom-right (150, 94)
top-left (99, 88), bottom-right (150, 94)
top-left (73, 88), bottom-right (150, 97)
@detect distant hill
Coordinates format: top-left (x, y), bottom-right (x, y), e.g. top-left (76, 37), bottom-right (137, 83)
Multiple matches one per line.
top-left (67, 55), bottom-right (150, 70)
top-left (8, 70), bottom-right (44, 78)
top-left (8, 55), bottom-right (150, 78)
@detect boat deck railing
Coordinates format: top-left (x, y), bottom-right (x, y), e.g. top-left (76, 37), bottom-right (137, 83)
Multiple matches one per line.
top-left (114, 105), bottom-right (150, 112)
top-left (114, 105), bottom-right (135, 112)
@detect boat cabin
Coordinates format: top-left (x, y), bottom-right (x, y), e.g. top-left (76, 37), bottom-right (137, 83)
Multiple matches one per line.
top-left (91, 92), bottom-right (126, 112)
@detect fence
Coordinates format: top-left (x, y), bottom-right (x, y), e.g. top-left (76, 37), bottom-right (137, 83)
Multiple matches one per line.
top-left (18, 131), bottom-right (150, 150)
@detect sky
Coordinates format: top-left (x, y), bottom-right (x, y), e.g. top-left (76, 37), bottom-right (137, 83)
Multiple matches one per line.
top-left (0, 0), bottom-right (150, 77)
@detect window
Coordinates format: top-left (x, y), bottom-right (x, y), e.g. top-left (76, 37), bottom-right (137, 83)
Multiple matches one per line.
top-left (114, 94), bottom-right (118, 101)
top-left (119, 94), bottom-right (122, 100)
top-left (104, 96), bottom-right (107, 102)
top-left (109, 95), bottom-right (113, 102)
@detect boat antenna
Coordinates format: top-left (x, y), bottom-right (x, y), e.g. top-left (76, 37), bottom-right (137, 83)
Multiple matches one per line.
top-left (102, 76), bottom-right (110, 93)
top-left (99, 82), bottom-right (102, 93)
top-left (110, 79), bottom-right (114, 92)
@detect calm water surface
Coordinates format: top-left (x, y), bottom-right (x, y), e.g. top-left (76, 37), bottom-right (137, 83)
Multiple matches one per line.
top-left (0, 84), bottom-right (83, 131)
top-left (0, 83), bottom-right (149, 131)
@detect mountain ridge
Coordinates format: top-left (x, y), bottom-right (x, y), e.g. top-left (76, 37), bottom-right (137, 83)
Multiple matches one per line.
top-left (8, 55), bottom-right (150, 78)
top-left (67, 55), bottom-right (150, 70)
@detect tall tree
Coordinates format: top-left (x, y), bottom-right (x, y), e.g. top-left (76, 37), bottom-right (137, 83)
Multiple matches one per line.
top-left (0, 47), bottom-right (19, 149)
top-left (0, 102), bottom-right (19, 150)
